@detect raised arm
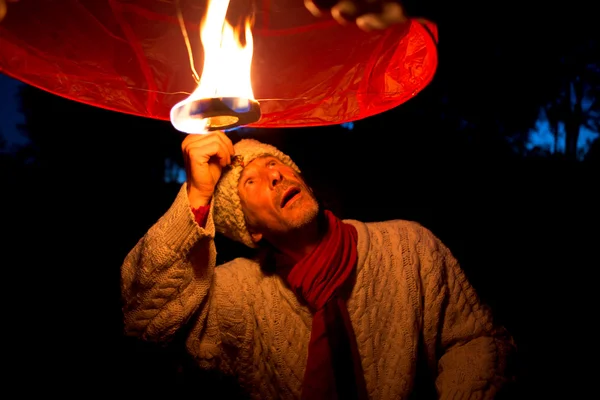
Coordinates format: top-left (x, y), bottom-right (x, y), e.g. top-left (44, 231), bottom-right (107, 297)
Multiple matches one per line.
top-left (415, 225), bottom-right (517, 399)
top-left (120, 184), bottom-right (217, 342)
top-left (121, 131), bottom-right (235, 347)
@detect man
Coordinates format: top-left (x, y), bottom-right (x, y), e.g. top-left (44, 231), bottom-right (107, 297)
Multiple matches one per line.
top-left (121, 130), bottom-right (516, 399)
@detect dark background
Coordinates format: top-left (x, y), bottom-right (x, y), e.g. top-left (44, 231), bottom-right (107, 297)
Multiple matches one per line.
top-left (1, 2), bottom-right (598, 398)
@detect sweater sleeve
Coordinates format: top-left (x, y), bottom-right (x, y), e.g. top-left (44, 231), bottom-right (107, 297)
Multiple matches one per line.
top-left (120, 183), bottom-right (222, 360)
top-left (415, 225), bottom-right (517, 399)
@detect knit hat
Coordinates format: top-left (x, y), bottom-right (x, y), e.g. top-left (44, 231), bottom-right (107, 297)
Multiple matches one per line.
top-left (213, 139), bottom-right (301, 248)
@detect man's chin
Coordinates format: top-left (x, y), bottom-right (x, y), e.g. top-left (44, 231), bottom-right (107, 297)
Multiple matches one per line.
top-left (284, 202), bottom-right (319, 227)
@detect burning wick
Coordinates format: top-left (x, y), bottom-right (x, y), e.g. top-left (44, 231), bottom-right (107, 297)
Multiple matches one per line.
top-left (171, 96), bottom-right (261, 133)
top-left (170, 0), bottom-right (260, 134)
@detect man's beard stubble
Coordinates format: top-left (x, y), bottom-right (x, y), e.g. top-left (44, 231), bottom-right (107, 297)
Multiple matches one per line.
top-left (275, 180), bottom-right (320, 231)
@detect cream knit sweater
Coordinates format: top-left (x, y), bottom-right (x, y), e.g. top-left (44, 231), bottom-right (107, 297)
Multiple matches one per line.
top-left (121, 185), bottom-right (516, 399)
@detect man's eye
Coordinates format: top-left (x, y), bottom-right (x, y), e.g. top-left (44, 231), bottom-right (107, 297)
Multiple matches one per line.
top-left (246, 179), bottom-right (254, 185)
top-left (269, 160), bottom-right (276, 167)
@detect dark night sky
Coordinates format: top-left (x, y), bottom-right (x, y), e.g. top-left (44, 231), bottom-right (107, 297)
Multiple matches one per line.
top-left (0, 73), bottom-right (27, 149)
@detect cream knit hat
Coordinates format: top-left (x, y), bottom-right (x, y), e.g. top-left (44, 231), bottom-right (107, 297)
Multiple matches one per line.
top-left (213, 138), bottom-right (301, 248)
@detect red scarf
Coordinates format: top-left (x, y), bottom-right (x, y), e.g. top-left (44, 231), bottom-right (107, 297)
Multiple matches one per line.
top-left (285, 210), bottom-right (368, 400)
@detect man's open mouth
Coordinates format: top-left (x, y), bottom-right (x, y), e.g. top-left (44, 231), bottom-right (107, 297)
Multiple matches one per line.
top-left (280, 187), bottom-right (301, 208)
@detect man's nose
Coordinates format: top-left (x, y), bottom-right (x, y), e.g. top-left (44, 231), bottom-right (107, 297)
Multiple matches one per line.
top-left (267, 168), bottom-right (283, 188)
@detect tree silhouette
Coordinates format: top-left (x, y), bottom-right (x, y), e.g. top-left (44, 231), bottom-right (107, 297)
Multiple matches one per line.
top-left (585, 136), bottom-right (600, 163)
top-left (542, 37), bottom-right (600, 159)
top-left (0, 128), bottom-right (6, 151)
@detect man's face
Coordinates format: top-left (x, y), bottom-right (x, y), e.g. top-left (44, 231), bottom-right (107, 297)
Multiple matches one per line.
top-left (238, 155), bottom-right (319, 243)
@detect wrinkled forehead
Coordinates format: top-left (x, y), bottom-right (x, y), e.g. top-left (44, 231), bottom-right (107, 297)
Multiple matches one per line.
top-left (239, 154), bottom-right (278, 180)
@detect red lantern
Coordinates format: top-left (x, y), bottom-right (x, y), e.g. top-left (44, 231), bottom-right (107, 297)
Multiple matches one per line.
top-left (0, 0), bottom-right (438, 128)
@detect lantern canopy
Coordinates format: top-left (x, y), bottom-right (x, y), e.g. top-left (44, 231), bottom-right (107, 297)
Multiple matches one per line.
top-left (0, 0), bottom-right (438, 128)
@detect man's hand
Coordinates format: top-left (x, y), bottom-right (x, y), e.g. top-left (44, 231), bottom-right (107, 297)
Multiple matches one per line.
top-left (304, 0), bottom-right (408, 32)
top-left (182, 131), bottom-right (235, 208)
top-left (0, 0), bottom-right (19, 23)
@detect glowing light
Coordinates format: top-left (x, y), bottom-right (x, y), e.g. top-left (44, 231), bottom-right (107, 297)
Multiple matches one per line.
top-left (170, 0), bottom-right (255, 134)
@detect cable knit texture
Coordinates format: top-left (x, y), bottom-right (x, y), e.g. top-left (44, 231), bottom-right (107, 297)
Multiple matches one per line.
top-left (212, 139), bottom-right (300, 248)
top-left (121, 184), bottom-right (516, 399)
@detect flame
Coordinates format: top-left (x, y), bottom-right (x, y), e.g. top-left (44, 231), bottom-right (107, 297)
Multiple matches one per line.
top-left (170, 0), bottom-right (255, 134)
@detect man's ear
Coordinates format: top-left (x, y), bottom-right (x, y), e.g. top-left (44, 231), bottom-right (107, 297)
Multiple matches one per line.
top-left (250, 232), bottom-right (263, 244)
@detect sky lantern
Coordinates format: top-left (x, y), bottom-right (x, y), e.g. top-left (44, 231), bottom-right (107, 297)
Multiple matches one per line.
top-left (0, 0), bottom-right (438, 131)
